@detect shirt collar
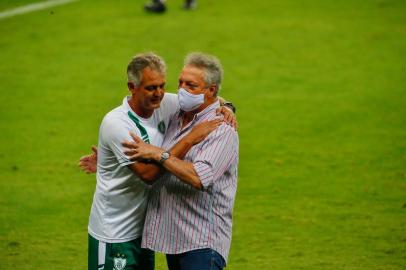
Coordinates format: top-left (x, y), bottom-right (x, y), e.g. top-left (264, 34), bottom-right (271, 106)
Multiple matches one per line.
top-left (123, 96), bottom-right (132, 111)
top-left (123, 96), bottom-right (150, 121)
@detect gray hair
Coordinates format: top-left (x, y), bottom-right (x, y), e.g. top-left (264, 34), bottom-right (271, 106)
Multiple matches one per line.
top-left (127, 52), bottom-right (166, 86)
top-left (184, 52), bottom-right (223, 94)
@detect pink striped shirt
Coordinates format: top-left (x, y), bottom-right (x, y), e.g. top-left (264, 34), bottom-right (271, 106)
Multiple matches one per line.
top-left (141, 101), bottom-right (239, 264)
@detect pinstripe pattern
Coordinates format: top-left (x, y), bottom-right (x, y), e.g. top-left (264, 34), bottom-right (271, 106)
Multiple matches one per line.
top-left (142, 101), bottom-right (239, 264)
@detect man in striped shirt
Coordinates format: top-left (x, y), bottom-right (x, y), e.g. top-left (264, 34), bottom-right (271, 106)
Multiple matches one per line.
top-left (123, 52), bottom-right (239, 270)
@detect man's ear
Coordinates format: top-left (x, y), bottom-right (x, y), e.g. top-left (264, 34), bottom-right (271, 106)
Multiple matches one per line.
top-left (127, 82), bottom-right (135, 91)
top-left (208, 84), bottom-right (218, 97)
top-left (128, 82), bottom-right (137, 93)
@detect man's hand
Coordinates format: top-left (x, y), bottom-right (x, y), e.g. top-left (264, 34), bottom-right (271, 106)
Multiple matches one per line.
top-left (216, 106), bottom-right (237, 130)
top-left (186, 119), bottom-right (222, 145)
top-left (122, 133), bottom-right (163, 161)
top-left (79, 146), bottom-right (98, 174)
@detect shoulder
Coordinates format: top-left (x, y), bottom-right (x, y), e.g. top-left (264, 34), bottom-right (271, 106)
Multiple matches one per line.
top-left (162, 92), bottom-right (178, 103)
top-left (102, 107), bottom-right (124, 124)
top-left (160, 92), bottom-right (179, 110)
top-left (196, 122), bottom-right (239, 160)
top-left (201, 117), bottom-right (238, 147)
top-left (214, 122), bottom-right (238, 139)
top-left (156, 92), bottom-right (180, 121)
top-left (100, 107), bottom-right (131, 135)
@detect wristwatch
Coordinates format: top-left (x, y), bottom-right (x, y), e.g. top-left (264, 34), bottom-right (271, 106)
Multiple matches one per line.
top-left (159, 151), bottom-right (170, 164)
top-left (224, 102), bottom-right (236, 113)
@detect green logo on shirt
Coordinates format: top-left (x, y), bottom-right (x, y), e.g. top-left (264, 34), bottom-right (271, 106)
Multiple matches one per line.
top-left (158, 121), bottom-right (166, 134)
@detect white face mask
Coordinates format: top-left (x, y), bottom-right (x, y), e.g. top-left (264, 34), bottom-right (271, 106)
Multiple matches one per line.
top-left (178, 88), bottom-right (205, 112)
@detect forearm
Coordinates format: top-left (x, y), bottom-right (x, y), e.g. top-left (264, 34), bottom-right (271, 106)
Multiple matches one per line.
top-left (129, 162), bottom-right (161, 183)
top-left (167, 134), bottom-right (194, 159)
top-left (128, 134), bottom-right (197, 182)
top-left (161, 156), bottom-right (202, 190)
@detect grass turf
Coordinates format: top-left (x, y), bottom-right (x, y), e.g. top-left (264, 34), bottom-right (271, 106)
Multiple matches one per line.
top-left (0, 0), bottom-right (405, 269)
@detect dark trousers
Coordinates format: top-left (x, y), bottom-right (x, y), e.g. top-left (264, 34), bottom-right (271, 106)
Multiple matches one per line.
top-left (166, 248), bottom-right (225, 270)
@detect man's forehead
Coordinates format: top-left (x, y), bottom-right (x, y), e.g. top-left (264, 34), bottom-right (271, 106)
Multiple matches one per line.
top-left (141, 67), bottom-right (165, 82)
top-left (180, 65), bottom-right (205, 80)
top-left (142, 67), bottom-right (164, 76)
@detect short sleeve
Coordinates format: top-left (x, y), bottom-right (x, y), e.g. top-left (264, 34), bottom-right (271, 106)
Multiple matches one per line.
top-left (160, 93), bottom-right (180, 121)
top-left (100, 115), bottom-right (141, 167)
top-left (192, 124), bottom-right (239, 189)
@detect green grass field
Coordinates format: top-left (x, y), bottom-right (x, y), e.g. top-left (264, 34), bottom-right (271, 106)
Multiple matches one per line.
top-left (1, 0), bottom-right (405, 269)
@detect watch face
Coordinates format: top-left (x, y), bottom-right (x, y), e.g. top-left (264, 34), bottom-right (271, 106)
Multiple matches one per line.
top-left (160, 152), bottom-right (170, 163)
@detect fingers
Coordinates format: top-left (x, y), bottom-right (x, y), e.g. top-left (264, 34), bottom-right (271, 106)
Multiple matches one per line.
top-left (129, 132), bottom-right (142, 143)
top-left (79, 165), bottom-right (90, 173)
top-left (222, 111), bottom-right (231, 123)
top-left (122, 140), bottom-right (142, 161)
top-left (220, 108), bottom-right (238, 130)
top-left (229, 114), bottom-right (237, 130)
top-left (78, 160), bottom-right (91, 167)
top-left (83, 166), bottom-right (96, 174)
top-left (198, 119), bottom-right (222, 132)
top-left (122, 134), bottom-right (142, 157)
top-left (199, 119), bottom-right (221, 133)
top-left (211, 119), bottom-right (222, 127)
top-left (225, 118), bottom-right (237, 130)
top-left (201, 119), bottom-right (222, 128)
top-left (231, 120), bottom-right (237, 130)
top-left (78, 161), bottom-right (96, 174)
top-left (123, 150), bottom-right (141, 161)
top-left (225, 112), bottom-right (232, 123)
top-left (225, 114), bottom-right (237, 129)
top-left (212, 118), bottom-right (222, 125)
top-left (79, 150), bottom-right (98, 174)
top-left (79, 155), bottom-right (90, 162)
top-left (122, 140), bottom-right (138, 149)
top-left (208, 119), bottom-right (221, 127)
top-left (123, 149), bottom-right (138, 156)
top-left (208, 119), bottom-right (222, 131)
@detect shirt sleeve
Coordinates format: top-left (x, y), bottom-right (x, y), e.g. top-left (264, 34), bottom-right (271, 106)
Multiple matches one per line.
top-left (161, 92), bottom-right (180, 121)
top-left (192, 123), bottom-right (239, 189)
top-left (100, 115), bottom-right (141, 167)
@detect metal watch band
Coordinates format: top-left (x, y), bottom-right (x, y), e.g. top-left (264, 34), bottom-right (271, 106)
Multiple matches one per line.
top-left (224, 102), bottom-right (236, 113)
top-left (159, 151), bottom-right (170, 164)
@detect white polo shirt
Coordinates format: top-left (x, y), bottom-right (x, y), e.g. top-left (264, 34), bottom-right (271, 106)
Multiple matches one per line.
top-left (88, 93), bottom-right (179, 243)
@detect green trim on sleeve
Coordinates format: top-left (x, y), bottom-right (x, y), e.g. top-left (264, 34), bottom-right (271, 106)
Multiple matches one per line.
top-left (127, 111), bottom-right (150, 143)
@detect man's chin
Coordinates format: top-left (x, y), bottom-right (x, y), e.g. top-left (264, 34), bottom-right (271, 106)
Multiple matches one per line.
top-left (149, 102), bottom-right (161, 109)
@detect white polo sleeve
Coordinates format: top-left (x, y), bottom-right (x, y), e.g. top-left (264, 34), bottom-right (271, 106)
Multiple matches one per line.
top-left (160, 92), bottom-right (180, 121)
top-left (100, 115), bottom-right (141, 167)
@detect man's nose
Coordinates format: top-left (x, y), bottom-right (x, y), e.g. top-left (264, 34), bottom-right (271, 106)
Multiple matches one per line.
top-left (154, 87), bottom-right (164, 96)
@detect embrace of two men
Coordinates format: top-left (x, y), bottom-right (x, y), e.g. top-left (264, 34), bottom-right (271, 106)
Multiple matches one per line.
top-left (80, 52), bottom-right (239, 270)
